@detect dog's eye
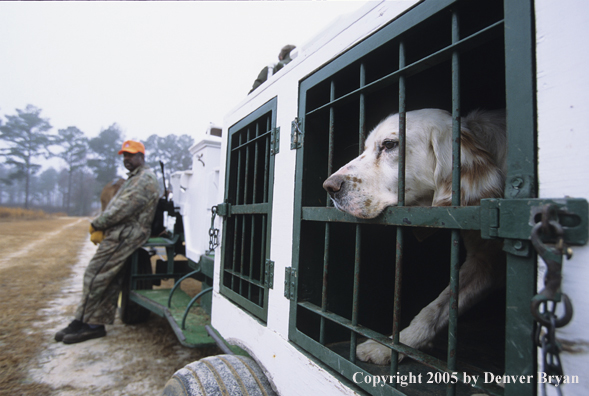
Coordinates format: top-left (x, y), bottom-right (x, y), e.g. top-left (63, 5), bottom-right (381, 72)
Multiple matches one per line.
top-left (382, 140), bottom-right (399, 150)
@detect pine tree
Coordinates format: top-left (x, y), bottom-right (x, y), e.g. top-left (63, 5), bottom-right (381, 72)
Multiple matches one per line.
top-left (0, 105), bottom-right (54, 208)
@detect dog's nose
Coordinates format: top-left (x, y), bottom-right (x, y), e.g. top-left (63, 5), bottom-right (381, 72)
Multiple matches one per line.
top-left (323, 174), bottom-right (345, 194)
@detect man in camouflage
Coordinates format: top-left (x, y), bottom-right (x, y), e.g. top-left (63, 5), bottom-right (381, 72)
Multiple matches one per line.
top-left (55, 140), bottom-right (160, 344)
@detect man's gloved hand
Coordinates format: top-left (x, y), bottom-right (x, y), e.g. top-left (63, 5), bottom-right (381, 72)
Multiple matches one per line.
top-left (89, 224), bottom-right (96, 234)
top-left (90, 230), bottom-right (104, 245)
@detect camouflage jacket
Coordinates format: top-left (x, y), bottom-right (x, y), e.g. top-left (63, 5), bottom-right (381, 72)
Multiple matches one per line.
top-left (92, 164), bottom-right (160, 238)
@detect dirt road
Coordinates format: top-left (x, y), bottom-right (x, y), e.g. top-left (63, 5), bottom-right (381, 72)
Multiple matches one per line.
top-left (0, 217), bottom-right (220, 396)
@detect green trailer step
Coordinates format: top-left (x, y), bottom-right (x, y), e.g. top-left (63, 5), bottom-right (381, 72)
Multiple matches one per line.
top-left (130, 288), bottom-right (215, 348)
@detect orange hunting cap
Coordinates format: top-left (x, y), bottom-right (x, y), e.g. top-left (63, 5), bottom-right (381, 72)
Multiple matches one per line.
top-left (118, 140), bottom-right (145, 155)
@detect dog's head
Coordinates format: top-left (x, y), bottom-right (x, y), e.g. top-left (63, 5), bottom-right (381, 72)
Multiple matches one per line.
top-left (323, 109), bottom-right (505, 219)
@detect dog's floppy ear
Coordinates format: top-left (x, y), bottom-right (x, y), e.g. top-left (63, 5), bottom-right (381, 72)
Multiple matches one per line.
top-left (431, 124), bottom-right (504, 207)
top-left (430, 124), bottom-right (454, 206)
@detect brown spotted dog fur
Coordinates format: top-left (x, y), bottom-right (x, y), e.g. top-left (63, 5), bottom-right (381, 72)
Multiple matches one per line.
top-left (323, 108), bottom-right (506, 364)
top-left (100, 178), bottom-right (125, 212)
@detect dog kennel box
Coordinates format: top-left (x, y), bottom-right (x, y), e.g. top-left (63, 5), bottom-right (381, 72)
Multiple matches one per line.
top-left (170, 134), bottom-right (221, 263)
top-left (197, 1), bottom-right (589, 395)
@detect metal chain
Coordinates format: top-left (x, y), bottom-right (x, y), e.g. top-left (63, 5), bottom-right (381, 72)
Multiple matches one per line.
top-left (207, 206), bottom-right (219, 254)
top-left (530, 204), bottom-right (574, 396)
top-left (535, 314), bottom-right (564, 396)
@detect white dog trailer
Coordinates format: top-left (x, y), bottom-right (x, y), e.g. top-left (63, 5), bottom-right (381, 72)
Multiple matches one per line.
top-left (168, 1), bottom-right (589, 396)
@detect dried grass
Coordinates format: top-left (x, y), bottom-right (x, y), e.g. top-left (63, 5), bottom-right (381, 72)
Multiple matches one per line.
top-left (0, 217), bottom-right (87, 396)
top-left (0, 217), bottom-right (221, 396)
top-left (0, 207), bottom-right (51, 221)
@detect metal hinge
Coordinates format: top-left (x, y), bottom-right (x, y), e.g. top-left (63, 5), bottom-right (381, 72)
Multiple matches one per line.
top-left (216, 202), bottom-right (231, 217)
top-left (270, 127), bottom-right (280, 156)
top-left (264, 259), bottom-right (274, 289)
top-left (284, 267), bottom-right (297, 300)
top-left (480, 198), bottom-right (588, 256)
top-left (291, 117), bottom-right (303, 150)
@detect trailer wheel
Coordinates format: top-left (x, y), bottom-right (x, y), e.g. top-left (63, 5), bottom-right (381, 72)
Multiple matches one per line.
top-left (119, 248), bottom-right (152, 325)
top-left (163, 354), bottom-right (277, 396)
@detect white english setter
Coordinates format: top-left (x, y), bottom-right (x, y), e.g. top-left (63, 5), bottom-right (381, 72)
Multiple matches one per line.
top-left (323, 108), bottom-right (506, 364)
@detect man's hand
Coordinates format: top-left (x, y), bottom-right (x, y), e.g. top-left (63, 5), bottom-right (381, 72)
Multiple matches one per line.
top-left (89, 224), bottom-right (96, 234)
top-left (90, 230), bottom-right (104, 245)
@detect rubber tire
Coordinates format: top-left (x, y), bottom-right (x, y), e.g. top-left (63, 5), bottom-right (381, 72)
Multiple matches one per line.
top-left (163, 354), bottom-right (277, 396)
top-left (119, 248), bottom-right (152, 325)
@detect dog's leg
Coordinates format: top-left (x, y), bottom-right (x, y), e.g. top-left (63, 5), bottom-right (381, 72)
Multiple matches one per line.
top-left (357, 231), bottom-right (504, 365)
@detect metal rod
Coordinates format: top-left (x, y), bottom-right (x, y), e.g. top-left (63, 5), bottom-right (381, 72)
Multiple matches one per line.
top-left (168, 269), bottom-right (201, 308)
top-left (359, 62), bottom-right (367, 149)
top-left (350, 224), bottom-right (361, 362)
top-left (249, 214), bottom-right (255, 301)
top-left (321, 80), bottom-right (336, 344)
top-left (230, 129), bottom-right (272, 152)
top-left (244, 128), bottom-right (251, 204)
top-left (320, 223), bottom-right (329, 345)
top-left (263, 116), bottom-right (270, 203)
top-left (350, 63), bottom-right (366, 361)
top-left (181, 287), bottom-right (213, 329)
top-left (231, 132), bottom-right (243, 291)
top-left (260, 214), bottom-right (266, 306)
top-left (328, 80), bottom-right (336, 180)
top-left (205, 325), bottom-right (235, 355)
top-left (391, 39), bottom-right (407, 382)
top-left (398, 42), bottom-right (407, 207)
top-left (231, 215), bottom-right (239, 291)
top-left (224, 268), bottom-right (265, 287)
top-left (236, 133), bottom-right (243, 206)
top-left (253, 122), bottom-right (260, 203)
top-left (239, 214), bottom-right (247, 296)
top-left (447, 10), bottom-right (461, 396)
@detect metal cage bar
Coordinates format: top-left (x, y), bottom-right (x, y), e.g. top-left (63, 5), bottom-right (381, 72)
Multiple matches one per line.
top-left (260, 213), bottom-right (267, 307)
top-left (264, 116), bottom-right (271, 203)
top-left (253, 123), bottom-right (260, 202)
top-left (349, 64), bottom-right (367, 361)
top-left (391, 39), bottom-right (407, 385)
top-left (244, 128), bottom-right (251, 204)
top-left (239, 216), bottom-right (246, 296)
top-left (320, 80), bottom-right (337, 345)
top-left (447, 10), bottom-right (461, 396)
top-left (350, 224), bottom-right (361, 361)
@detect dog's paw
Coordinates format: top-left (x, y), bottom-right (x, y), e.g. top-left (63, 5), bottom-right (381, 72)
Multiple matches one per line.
top-left (356, 339), bottom-right (396, 365)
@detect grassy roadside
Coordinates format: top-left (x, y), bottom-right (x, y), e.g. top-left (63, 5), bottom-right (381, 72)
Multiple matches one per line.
top-left (0, 216), bottom-right (222, 395)
top-left (0, 217), bottom-right (88, 396)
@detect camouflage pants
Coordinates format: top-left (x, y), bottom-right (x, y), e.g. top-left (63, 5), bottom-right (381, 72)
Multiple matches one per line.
top-left (74, 222), bottom-right (149, 325)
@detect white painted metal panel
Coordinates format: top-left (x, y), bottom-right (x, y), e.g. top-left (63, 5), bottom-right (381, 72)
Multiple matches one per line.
top-left (536, 0), bottom-right (589, 394)
top-left (171, 137), bottom-right (221, 263)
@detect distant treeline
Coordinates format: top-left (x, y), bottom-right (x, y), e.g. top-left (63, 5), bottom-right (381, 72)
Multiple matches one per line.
top-left (0, 105), bottom-right (194, 215)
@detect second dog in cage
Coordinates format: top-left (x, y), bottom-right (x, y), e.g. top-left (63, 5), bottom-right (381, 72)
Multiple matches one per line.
top-left (323, 108), bottom-right (506, 364)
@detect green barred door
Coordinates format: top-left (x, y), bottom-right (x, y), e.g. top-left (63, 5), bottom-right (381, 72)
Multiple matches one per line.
top-left (219, 97), bottom-right (278, 323)
top-left (287, 1), bottom-right (586, 396)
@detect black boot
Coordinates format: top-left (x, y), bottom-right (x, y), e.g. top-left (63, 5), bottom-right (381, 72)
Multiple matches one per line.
top-left (55, 319), bottom-right (83, 342)
top-left (62, 324), bottom-right (106, 344)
